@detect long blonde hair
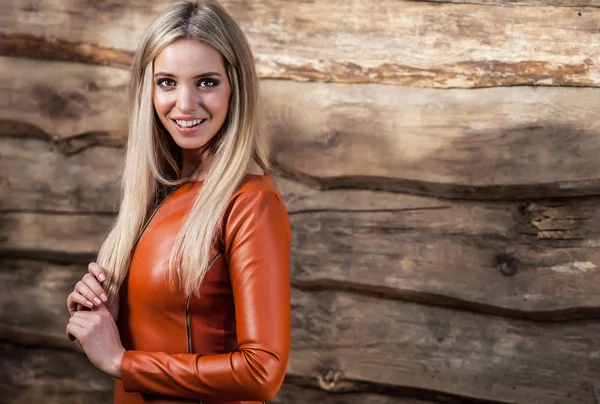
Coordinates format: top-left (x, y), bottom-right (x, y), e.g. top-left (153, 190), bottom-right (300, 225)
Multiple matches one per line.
top-left (97, 0), bottom-right (268, 298)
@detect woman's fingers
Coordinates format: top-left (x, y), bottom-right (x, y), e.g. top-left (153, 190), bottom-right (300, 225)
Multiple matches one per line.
top-left (88, 262), bottom-right (107, 283)
top-left (82, 273), bottom-right (108, 304)
top-left (86, 262), bottom-right (109, 301)
top-left (75, 280), bottom-right (103, 306)
top-left (68, 291), bottom-right (94, 312)
top-left (66, 321), bottom-right (83, 341)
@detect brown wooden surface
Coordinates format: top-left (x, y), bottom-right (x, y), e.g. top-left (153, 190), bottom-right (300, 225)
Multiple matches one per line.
top-left (281, 179), bottom-right (600, 320)
top-left (0, 136), bottom-right (121, 213)
top-left (0, 56), bottom-right (128, 147)
top-left (3, 0), bottom-right (600, 403)
top-left (3, 1), bottom-right (600, 87)
top-left (1, 259), bottom-right (599, 404)
top-left (0, 342), bottom-right (439, 404)
top-left (3, 126), bottom-right (600, 317)
top-left (273, 383), bottom-right (439, 404)
top-left (4, 168), bottom-right (600, 321)
top-left (0, 343), bottom-right (114, 404)
top-left (5, 56), bottom-right (600, 199)
top-left (290, 290), bottom-right (600, 404)
top-left (263, 81), bottom-right (600, 198)
top-left (414, 0), bottom-right (600, 6)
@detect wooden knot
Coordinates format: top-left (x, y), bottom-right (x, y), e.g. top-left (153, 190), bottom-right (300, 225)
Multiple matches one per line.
top-left (325, 129), bottom-right (339, 147)
top-left (495, 253), bottom-right (518, 277)
top-left (317, 366), bottom-right (344, 391)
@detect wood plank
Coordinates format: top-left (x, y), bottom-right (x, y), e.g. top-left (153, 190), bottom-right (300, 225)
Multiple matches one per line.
top-left (0, 260), bottom-right (84, 345)
top-left (288, 290), bottom-right (600, 404)
top-left (0, 136), bottom-right (121, 213)
top-left (273, 382), bottom-right (439, 404)
top-left (413, 0), bottom-right (600, 6)
top-left (0, 343), bottom-right (436, 404)
top-left (3, 1), bottom-right (600, 87)
top-left (0, 212), bottom-right (111, 261)
top-left (4, 182), bottom-right (600, 320)
top-left (0, 56), bottom-right (128, 146)
top-left (263, 80), bottom-right (600, 198)
top-left (0, 343), bottom-right (114, 404)
top-left (287, 194), bottom-right (600, 319)
top-left (5, 56), bottom-right (600, 198)
top-left (1, 263), bottom-right (598, 404)
top-left (0, 259), bottom-right (448, 404)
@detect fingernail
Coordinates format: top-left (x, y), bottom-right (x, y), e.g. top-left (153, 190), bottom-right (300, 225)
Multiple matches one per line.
top-left (87, 301), bottom-right (94, 307)
top-left (101, 293), bottom-right (108, 302)
top-left (94, 297), bottom-right (102, 305)
top-left (99, 273), bottom-right (106, 282)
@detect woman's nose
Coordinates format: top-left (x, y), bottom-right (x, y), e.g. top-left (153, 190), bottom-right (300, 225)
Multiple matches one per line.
top-left (176, 86), bottom-right (198, 113)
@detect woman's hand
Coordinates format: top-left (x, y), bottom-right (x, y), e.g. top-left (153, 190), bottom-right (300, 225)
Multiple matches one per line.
top-left (67, 262), bottom-right (119, 340)
top-left (66, 303), bottom-right (126, 379)
top-left (67, 262), bottom-right (108, 314)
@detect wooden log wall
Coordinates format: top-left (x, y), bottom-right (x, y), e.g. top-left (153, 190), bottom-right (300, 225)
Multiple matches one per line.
top-left (1, 0), bottom-right (600, 403)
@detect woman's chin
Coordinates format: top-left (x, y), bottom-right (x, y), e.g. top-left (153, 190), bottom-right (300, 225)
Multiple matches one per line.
top-left (169, 132), bottom-right (213, 151)
top-left (174, 139), bottom-right (211, 151)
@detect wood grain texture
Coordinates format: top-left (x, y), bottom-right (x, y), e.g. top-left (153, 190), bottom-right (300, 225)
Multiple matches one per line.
top-left (1, 262), bottom-right (598, 404)
top-left (289, 289), bottom-right (600, 404)
top-left (263, 80), bottom-right (600, 198)
top-left (4, 178), bottom-right (600, 320)
top-left (0, 258), bottom-right (438, 403)
top-left (0, 343), bottom-right (114, 404)
top-left (0, 342), bottom-right (437, 404)
top-left (0, 212), bottom-right (111, 261)
top-left (412, 0), bottom-right (600, 6)
top-left (0, 56), bottom-right (128, 147)
top-left (5, 56), bottom-right (600, 198)
top-left (0, 136), bottom-right (121, 213)
top-left (2, 1), bottom-right (600, 87)
top-left (279, 178), bottom-right (600, 320)
top-left (273, 383), bottom-right (440, 404)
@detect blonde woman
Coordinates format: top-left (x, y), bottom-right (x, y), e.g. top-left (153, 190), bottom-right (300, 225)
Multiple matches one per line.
top-left (65, 2), bottom-right (291, 403)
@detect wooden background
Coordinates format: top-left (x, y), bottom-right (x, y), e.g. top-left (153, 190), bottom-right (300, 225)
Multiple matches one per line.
top-left (1, 0), bottom-right (600, 403)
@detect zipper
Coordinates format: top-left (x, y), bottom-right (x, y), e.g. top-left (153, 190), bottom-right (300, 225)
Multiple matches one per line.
top-left (186, 248), bottom-right (224, 404)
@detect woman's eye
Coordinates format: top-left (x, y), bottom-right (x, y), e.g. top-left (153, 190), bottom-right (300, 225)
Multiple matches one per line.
top-left (199, 78), bottom-right (219, 88)
top-left (157, 79), bottom-right (175, 88)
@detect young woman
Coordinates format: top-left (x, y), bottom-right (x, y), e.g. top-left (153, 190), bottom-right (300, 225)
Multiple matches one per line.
top-left (65, 2), bottom-right (292, 403)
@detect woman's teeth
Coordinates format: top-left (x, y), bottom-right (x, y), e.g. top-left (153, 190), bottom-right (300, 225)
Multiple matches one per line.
top-left (175, 119), bottom-right (205, 128)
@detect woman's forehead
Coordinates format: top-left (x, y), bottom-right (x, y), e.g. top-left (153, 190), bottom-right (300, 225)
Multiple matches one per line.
top-left (154, 39), bottom-right (225, 76)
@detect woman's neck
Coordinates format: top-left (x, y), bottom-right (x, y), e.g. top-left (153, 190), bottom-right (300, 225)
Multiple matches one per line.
top-left (181, 147), bottom-right (212, 182)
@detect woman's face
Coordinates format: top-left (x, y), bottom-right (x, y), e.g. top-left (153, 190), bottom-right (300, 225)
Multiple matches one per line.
top-left (152, 39), bottom-right (231, 151)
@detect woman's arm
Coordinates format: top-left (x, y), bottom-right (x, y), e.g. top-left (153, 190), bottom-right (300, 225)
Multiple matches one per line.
top-left (119, 190), bottom-right (292, 402)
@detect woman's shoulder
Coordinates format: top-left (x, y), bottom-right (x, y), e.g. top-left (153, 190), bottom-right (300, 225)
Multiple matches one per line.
top-left (233, 172), bottom-right (282, 200)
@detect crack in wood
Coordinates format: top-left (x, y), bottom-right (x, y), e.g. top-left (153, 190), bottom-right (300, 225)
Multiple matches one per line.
top-left (290, 278), bottom-right (600, 322)
top-left (408, 0), bottom-right (600, 7)
top-left (284, 373), bottom-right (514, 404)
top-left (0, 209), bottom-right (115, 216)
top-left (287, 206), bottom-right (452, 215)
top-left (0, 325), bottom-right (79, 353)
top-left (0, 33), bottom-right (133, 68)
top-left (0, 120), bottom-right (123, 155)
top-left (273, 171), bottom-right (600, 201)
top-left (0, 250), bottom-right (96, 265)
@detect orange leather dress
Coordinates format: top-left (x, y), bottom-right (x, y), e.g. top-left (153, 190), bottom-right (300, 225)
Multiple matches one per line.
top-left (113, 174), bottom-right (292, 404)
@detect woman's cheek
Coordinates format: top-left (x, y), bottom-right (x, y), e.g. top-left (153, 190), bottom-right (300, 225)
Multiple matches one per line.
top-left (153, 92), bottom-right (169, 115)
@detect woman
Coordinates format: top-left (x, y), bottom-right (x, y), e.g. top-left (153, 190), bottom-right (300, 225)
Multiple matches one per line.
top-left (65, 2), bottom-right (292, 403)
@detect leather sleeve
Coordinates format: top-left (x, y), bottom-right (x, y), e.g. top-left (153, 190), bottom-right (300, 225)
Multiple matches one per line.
top-left (120, 190), bottom-right (292, 401)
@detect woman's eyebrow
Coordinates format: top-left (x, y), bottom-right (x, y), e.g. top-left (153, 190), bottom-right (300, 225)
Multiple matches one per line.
top-left (153, 72), bottom-right (222, 78)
